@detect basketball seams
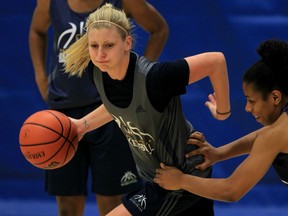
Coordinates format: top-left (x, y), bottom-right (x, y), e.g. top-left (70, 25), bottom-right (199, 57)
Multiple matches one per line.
top-left (20, 122), bottom-right (64, 146)
top-left (35, 137), bottom-right (71, 166)
top-left (56, 119), bottom-right (77, 165)
top-left (63, 119), bottom-right (78, 157)
top-left (34, 111), bottom-right (75, 167)
top-left (21, 111), bottom-right (73, 146)
top-left (48, 110), bottom-right (78, 150)
top-left (19, 110), bottom-right (78, 170)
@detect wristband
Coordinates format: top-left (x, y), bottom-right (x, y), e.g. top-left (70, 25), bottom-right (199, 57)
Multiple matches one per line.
top-left (216, 110), bottom-right (231, 115)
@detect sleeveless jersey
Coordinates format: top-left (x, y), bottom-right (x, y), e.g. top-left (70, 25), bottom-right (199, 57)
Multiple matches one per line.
top-left (49, 0), bottom-right (121, 109)
top-left (273, 153), bottom-right (288, 185)
top-left (272, 107), bottom-right (288, 185)
top-left (93, 54), bottom-right (211, 182)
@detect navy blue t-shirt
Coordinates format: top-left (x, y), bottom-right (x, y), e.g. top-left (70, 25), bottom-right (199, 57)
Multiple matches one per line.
top-left (88, 52), bottom-right (189, 112)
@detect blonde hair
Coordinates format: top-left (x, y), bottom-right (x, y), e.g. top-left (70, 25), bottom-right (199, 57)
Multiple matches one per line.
top-left (64, 3), bottom-right (133, 77)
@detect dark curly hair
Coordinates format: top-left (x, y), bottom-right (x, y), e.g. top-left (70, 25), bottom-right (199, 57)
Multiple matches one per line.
top-left (243, 39), bottom-right (288, 99)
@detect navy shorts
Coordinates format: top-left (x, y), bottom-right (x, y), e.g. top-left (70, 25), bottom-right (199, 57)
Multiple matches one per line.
top-left (122, 181), bottom-right (214, 216)
top-left (45, 104), bottom-right (143, 196)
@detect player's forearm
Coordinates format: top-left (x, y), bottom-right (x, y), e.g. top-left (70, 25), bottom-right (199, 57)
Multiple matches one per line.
top-left (208, 52), bottom-right (230, 115)
top-left (216, 129), bottom-right (263, 161)
top-left (29, 30), bottom-right (48, 73)
top-left (80, 104), bottom-right (114, 133)
top-left (29, 31), bottom-right (49, 101)
top-left (180, 174), bottom-right (243, 202)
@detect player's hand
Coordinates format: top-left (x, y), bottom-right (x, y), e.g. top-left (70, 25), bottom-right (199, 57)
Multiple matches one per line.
top-left (205, 93), bottom-right (231, 120)
top-left (68, 117), bottom-right (86, 141)
top-left (186, 131), bottom-right (220, 170)
top-left (154, 163), bottom-right (184, 190)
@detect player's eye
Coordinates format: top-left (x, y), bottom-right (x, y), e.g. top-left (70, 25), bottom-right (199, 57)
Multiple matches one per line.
top-left (105, 43), bottom-right (114, 48)
top-left (89, 43), bottom-right (99, 48)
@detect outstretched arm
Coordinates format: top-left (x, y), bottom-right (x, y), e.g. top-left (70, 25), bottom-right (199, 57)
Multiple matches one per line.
top-left (186, 128), bottom-right (265, 170)
top-left (155, 127), bottom-right (280, 202)
top-left (70, 104), bottom-right (114, 141)
top-left (123, 0), bottom-right (169, 61)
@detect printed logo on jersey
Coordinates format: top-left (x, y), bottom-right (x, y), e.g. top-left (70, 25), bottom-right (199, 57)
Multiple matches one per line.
top-left (136, 105), bottom-right (146, 113)
top-left (130, 194), bottom-right (147, 212)
top-left (120, 171), bottom-right (138, 186)
top-left (112, 115), bottom-right (155, 154)
top-left (57, 21), bottom-right (85, 63)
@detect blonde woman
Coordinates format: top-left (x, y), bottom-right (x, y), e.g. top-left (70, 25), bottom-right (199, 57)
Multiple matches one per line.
top-left (65, 3), bottom-right (231, 215)
top-left (29, 0), bottom-right (169, 215)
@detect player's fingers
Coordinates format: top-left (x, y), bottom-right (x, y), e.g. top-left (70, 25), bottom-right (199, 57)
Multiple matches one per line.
top-left (185, 148), bottom-right (202, 158)
top-left (160, 162), bottom-right (166, 169)
top-left (154, 176), bottom-right (163, 185)
top-left (154, 172), bottom-right (161, 183)
top-left (187, 138), bottom-right (206, 149)
top-left (188, 131), bottom-right (205, 142)
top-left (190, 131), bottom-right (204, 136)
top-left (154, 177), bottom-right (159, 183)
top-left (157, 163), bottom-right (167, 171)
top-left (205, 100), bottom-right (214, 110)
top-left (160, 162), bottom-right (175, 170)
top-left (195, 161), bottom-right (211, 171)
top-left (208, 93), bottom-right (216, 103)
top-left (204, 101), bottom-right (213, 113)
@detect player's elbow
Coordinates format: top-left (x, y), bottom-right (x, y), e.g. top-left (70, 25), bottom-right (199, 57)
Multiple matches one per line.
top-left (222, 191), bottom-right (243, 202)
top-left (160, 22), bottom-right (169, 40)
top-left (153, 22), bottom-right (169, 44)
top-left (209, 52), bottom-right (228, 79)
top-left (151, 17), bottom-right (169, 40)
top-left (213, 52), bottom-right (226, 66)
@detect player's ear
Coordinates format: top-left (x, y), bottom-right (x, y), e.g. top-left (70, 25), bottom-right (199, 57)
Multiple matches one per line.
top-left (271, 90), bottom-right (281, 105)
top-left (125, 35), bottom-right (133, 51)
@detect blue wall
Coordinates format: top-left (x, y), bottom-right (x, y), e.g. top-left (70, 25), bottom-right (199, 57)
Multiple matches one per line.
top-left (1, 0), bottom-right (288, 205)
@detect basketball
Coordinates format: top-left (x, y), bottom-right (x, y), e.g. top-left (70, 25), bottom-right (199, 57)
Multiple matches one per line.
top-left (19, 110), bottom-right (78, 170)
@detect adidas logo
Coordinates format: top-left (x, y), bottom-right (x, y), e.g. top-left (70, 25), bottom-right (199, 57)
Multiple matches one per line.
top-left (136, 105), bottom-right (145, 113)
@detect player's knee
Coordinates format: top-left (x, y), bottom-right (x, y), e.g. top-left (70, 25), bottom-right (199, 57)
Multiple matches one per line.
top-left (56, 196), bottom-right (85, 216)
top-left (96, 195), bottom-right (122, 215)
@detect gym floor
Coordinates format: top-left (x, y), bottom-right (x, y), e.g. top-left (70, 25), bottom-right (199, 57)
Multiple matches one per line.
top-left (1, 178), bottom-right (287, 215)
top-left (0, 199), bottom-right (287, 216)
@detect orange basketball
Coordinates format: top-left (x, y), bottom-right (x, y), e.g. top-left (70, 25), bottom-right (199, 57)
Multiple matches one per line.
top-left (19, 110), bottom-right (78, 170)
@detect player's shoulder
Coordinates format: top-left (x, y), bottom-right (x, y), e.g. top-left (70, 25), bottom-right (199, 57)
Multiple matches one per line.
top-left (258, 116), bottom-right (288, 152)
top-left (273, 113), bottom-right (288, 152)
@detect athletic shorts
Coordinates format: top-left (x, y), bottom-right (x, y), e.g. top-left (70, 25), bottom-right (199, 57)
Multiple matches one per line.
top-left (45, 104), bottom-right (143, 196)
top-left (122, 181), bottom-right (214, 216)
